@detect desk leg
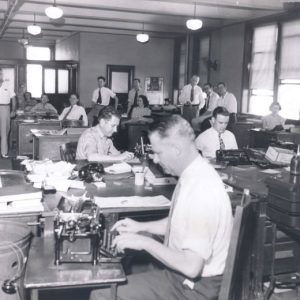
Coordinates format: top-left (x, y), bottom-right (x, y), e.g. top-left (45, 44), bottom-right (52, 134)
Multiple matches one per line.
top-left (110, 283), bottom-right (117, 300)
top-left (30, 289), bottom-right (39, 300)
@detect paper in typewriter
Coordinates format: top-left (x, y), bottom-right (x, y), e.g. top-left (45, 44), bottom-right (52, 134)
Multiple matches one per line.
top-left (94, 195), bottom-right (170, 208)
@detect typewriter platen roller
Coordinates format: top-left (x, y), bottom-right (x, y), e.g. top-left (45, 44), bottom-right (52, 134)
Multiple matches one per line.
top-left (54, 199), bottom-right (122, 265)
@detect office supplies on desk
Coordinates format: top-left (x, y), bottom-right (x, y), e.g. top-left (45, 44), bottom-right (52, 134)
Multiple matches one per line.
top-left (104, 162), bottom-right (132, 174)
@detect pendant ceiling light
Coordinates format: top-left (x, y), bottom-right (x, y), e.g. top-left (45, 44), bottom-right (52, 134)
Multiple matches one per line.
top-left (45, 0), bottom-right (64, 19)
top-left (186, 2), bottom-right (203, 31)
top-left (27, 13), bottom-right (41, 35)
top-left (136, 23), bottom-right (149, 43)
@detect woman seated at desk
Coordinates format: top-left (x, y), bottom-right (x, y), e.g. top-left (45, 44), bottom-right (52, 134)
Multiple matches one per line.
top-left (262, 102), bottom-right (293, 131)
top-left (129, 95), bottom-right (152, 121)
top-left (59, 93), bottom-right (88, 126)
top-left (31, 93), bottom-right (57, 115)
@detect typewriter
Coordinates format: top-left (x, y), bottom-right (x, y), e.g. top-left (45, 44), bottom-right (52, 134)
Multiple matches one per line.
top-left (54, 199), bottom-right (121, 265)
top-left (216, 149), bottom-right (251, 166)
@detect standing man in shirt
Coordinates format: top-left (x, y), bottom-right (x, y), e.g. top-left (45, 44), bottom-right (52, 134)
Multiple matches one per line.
top-left (0, 68), bottom-right (16, 158)
top-left (179, 75), bottom-right (205, 124)
top-left (195, 106), bottom-right (238, 159)
top-left (90, 115), bottom-right (233, 300)
top-left (191, 82), bottom-right (220, 132)
top-left (76, 106), bottom-right (133, 162)
top-left (88, 76), bottom-right (119, 126)
top-left (127, 78), bottom-right (144, 116)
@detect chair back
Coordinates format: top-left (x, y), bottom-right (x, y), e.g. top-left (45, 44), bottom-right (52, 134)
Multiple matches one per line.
top-left (60, 141), bottom-right (78, 162)
top-left (219, 199), bottom-right (256, 300)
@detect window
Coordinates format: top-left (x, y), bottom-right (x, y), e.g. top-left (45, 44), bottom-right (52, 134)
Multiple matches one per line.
top-left (278, 20), bottom-right (300, 119)
top-left (26, 46), bottom-right (51, 61)
top-left (178, 40), bottom-right (187, 90)
top-left (44, 69), bottom-right (56, 93)
top-left (26, 64), bottom-right (42, 97)
top-left (248, 24), bottom-right (277, 115)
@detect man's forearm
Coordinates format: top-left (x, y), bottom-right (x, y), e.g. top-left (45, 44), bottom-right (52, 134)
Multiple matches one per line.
top-left (140, 218), bottom-right (168, 235)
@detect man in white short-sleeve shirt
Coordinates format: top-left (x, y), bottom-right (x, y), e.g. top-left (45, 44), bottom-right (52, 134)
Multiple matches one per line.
top-left (90, 115), bottom-right (233, 300)
top-left (217, 82), bottom-right (237, 114)
top-left (196, 106), bottom-right (238, 159)
top-left (88, 76), bottom-right (118, 126)
top-left (0, 68), bottom-right (16, 158)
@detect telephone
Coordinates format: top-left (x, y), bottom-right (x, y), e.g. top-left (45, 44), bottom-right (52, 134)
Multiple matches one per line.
top-left (78, 163), bottom-right (104, 183)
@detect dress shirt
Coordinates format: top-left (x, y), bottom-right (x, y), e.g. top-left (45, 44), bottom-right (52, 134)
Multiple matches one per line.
top-left (217, 92), bottom-right (237, 113)
top-left (0, 83), bottom-right (15, 104)
top-left (262, 114), bottom-right (286, 130)
top-left (31, 103), bottom-right (57, 114)
top-left (168, 155), bottom-right (233, 277)
top-left (76, 125), bottom-right (120, 160)
top-left (195, 127), bottom-right (238, 158)
top-left (179, 84), bottom-right (205, 109)
top-left (92, 87), bottom-right (116, 106)
top-left (127, 88), bottom-right (144, 110)
top-left (207, 91), bottom-right (220, 112)
top-left (59, 104), bottom-right (88, 126)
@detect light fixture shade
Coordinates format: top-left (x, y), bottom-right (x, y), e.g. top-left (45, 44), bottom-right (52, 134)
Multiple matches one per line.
top-left (45, 5), bottom-right (63, 19)
top-left (186, 18), bottom-right (203, 30)
top-left (27, 24), bottom-right (41, 35)
top-left (136, 33), bottom-right (149, 43)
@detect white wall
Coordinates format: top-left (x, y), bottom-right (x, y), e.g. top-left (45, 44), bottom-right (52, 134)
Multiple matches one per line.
top-left (209, 23), bottom-right (246, 112)
top-left (55, 33), bottom-right (80, 61)
top-left (79, 32), bottom-right (174, 107)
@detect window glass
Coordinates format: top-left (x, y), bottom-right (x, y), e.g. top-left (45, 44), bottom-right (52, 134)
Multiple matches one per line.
top-left (179, 41), bottom-right (186, 89)
top-left (44, 69), bottom-right (56, 93)
top-left (198, 36), bottom-right (210, 84)
top-left (26, 64), bottom-right (42, 98)
top-left (26, 46), bottom-right (51, 61)
top-left (58, 69), bottom-right (69, 94)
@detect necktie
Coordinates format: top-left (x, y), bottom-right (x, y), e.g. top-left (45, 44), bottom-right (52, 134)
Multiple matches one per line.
top-left (62, 105), bottom-right (73, 121)
top-left (190, 86), bottom-right (194, 102)
top-left (164, 181), bottom-right (181, 246)
top-left (206, 93), bottom-right (210, 110)
top-left (218, 133), bottom-right (225, 150)
top-left (97, 88), bottom-right (102, 104)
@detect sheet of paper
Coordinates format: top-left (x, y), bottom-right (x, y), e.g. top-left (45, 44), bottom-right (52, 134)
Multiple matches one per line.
top-left (261, 169), bottom-right (281, 174)
top-left (94, 195), bottom-right (170, 208)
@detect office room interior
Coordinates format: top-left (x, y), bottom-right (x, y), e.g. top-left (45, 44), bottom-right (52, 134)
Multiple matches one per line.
top-left (1, 1), bottom-right (300, 300)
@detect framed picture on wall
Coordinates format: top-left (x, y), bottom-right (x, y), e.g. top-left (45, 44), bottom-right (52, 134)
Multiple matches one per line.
top-left (145, 77), bottom-right (164, 105)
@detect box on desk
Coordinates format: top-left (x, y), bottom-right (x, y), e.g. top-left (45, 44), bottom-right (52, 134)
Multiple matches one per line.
top-left (265, 146), bottom-right (294, 165)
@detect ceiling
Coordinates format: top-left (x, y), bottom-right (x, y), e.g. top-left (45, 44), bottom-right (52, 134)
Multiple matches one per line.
top-left (0, 0), bottom-right (288, 45)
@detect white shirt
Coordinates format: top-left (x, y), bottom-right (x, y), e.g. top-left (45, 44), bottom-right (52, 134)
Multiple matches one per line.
top-left (92, 87), bottom-right (116, 106)
top-left (179, 84), bottom-right (205, 108)
top-left (207, 91), bottom-right (220, 112)
top-left (217, 92), bottom-right (237, 113)
top-left (169, 155), bottom-right (233, 277)
top-left (0, 82), bottom-right (15, 104)
top-left (195, 127), bottom-right (238, 158)
top-left (262, 114), bottom-right (285, 130)
top-left (59, 104), bottom-right (88, 126)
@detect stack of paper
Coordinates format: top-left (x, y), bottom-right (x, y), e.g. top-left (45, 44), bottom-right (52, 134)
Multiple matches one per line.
top-left (94, 195), bottom-right (170, 208)
top-left (0, 184), bottom-right (43, 213)
top-left (104, 162), bottom-right (132, 174)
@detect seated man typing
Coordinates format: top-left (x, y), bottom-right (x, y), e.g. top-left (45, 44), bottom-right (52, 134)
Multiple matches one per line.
top-left (90, 115), bottom-right (233, 300)
top-left (195, 106), bottom-right (238, 159)
top-left (76, 106), bottom-right (134, 162)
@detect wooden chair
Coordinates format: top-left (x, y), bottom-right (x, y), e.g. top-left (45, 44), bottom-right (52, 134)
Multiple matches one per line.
top-left (60, 141), bottom-right (78, 162)
top-left (219, 197), bottom-right (256, 300)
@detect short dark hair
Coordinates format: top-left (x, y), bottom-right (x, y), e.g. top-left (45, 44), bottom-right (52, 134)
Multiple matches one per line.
top-left (24, 91), bottom-right (32, 97)
top-left (269, 102), bottom-right (281, 110)
top-left (69, 93), bottom-right (79, 99)
top-left (148, 115), bottom-right (195, 141)
top-left (204, 83), bottom-right (212, 88)
top-left (212, 106), bottom-right (230, 118)
top-left (138, 95), bottom-right (149, 107)
top-left (134, 78), bottom-right (141, 83)
top-left (98, 106), bottom-right (120, 121)
top-left (97, 76), bottom-right (106, 82)
top-left (217, 82), bottom-right (226, 88)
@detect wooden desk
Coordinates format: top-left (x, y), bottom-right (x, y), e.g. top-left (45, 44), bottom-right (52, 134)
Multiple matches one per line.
top-left (17, 120), bottom-right (61, 156)
top-left (250, 128), bottom-right (300, 148)
top-left (24, 236), bottom-right (126, 300)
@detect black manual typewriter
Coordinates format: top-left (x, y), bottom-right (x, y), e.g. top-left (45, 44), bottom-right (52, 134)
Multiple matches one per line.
top-left (54, 199), bottom-right (121, 265)
top-left (216, 149), bottom-right (251, 166)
